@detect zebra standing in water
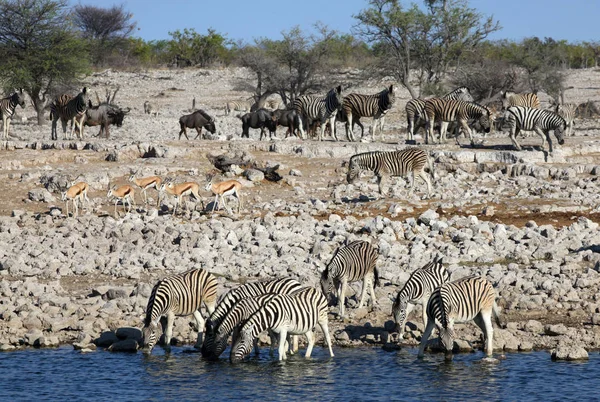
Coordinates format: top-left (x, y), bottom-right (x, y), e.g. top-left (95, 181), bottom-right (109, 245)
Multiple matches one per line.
top-left (293, 85), bottom-right (343, 141)
top-left (342, 84), bottom-right (395, 142)
top-left (230, 287), bottom-right (334, 362)
top-left (321, 240), bottom-right (379, 318)
top-left (201, 277), bottom-right (302, 359)
top-left (0, 89), bottom-right (26, 140)
top-left (141, 268), bottom-right (218, 353)
top-left (418, 276), bottom-right (502, 360)
top-left (555, 103), bottom-right (577, 136)
top-left (392, 256), bottom-right (450, 339)
top-left (346, 148), bottom-right (434, 198)
top-left (505, 106), bottom-right (566, 152)
top-left (405, 86), bottom-right (474, 142)
top-left (50, 87), bottom-right (89, 140)
top-left (424, 99), bottom-right (492, 146)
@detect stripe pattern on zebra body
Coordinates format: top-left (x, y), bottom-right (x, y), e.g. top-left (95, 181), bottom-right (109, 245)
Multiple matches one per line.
top-left (392, 256), bottom-right (450, 339)
top-left (225, 100), bottom-right (252, 115)
top-left (555, 103), bottom-right (577, 136)
top-left (293, 85), bottom-right (343, 141)
top-left (501, 91), bottom-right (540, 110)
top-left (505, 106), bottom-right (566, 152)
top-left (321, 240), bottom-right (379, 318)
top-left (405, 86), bottom-right (474, 142)
top-left (346, 147), bottom-right (433, 197)
top-left (342, 85), bottom-right (395, 142)
top-left (141, 268), bottom-right (218, 353)
top-left (50, 88), bottom-right (89, 140)
top-left (0, 89), bottom-right (26, 140)
top-left (424, 99), bottom-right (491, 146)
top-left (418, 276), bottom-right (502, 360)
top-left (201, 277), bottom-right (302, 359)
top-left (230, 287), bottom-right (334, 362)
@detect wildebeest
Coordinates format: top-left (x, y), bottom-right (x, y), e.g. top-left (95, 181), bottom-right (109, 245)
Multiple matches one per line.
top-left (273, 109), bottom-right (301, 138)
top-left (238, 108), bottom-right (277, 140)
top-left (74, 100), bottom-right (129, 139)
top-left (178, 109), bottom-right (216, 140)
top-left (333, 108), bottom-right (364, 141)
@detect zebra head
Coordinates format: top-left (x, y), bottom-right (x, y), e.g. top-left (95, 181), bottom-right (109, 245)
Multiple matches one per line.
top-left (230, 323), bottom-right (255, 364)
top-left (13, 89), bottom-right (26, 108)
top-left (200, 331), bottom-right (219, 360)
top-left (212, 325), bottom-right (232, 359)
top-left (554, 118), bottom-right (566, 145)
top-left (320, 269), bottom-right (336, 306)
top-left (329, 85), bottom-right (343, 111)
top-left (478, 107), bottom-right (492, 134)
top-left (439, 326), bottom-right (456, 360)
top-left (383, 85), bottom-right (396, 111)
top-left (141, 321), bottom-right (160, 352)
top-left (346, 157), bottom-right (360, 184)
top-left (391, 296), bottom-right (408, 335)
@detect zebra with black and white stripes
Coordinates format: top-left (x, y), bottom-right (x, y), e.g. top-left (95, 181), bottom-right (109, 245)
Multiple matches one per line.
top-left (50, 87), bottom-right (89, 140)
top-left (0, 89), bottom-right (26, 140)
top-left (230, 287), bottom-right (334, 362)
top-left (293, 85), bottom-right (343, 141)
top-left (505, 106), bottom-right (566, 152)
top-left (501, 91), bottom-right (540, 110)
top-left (418, 276), bottom-right (502, 360)
top-left (141, 268), bottom-right (218, 353)
top-left (406, 86), bottom-right (474, 142)
top-left (346, 148), bottom-right (434, 197)
top-left (225, 100), bottom-right (252, 115)
top-left (424, 99), bottom-right (492, 146)
top-left (201, 277), bottom-right (302, 359)
top-left (342, 85), bottom-right (395, 142)
top-left (555, 103), bottom-right (577, 136)
top-left (392, 256), bottom-right (450, 339)
top-left (321, 240), bottom-right (379, 318)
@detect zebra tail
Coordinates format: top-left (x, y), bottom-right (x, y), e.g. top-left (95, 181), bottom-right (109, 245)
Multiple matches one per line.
top-left (492, 302), bottom-right (505, 328)
top-left (373, 267), bottom-right (381, 288)
top-left (428, 152), bottom-right (435, 181)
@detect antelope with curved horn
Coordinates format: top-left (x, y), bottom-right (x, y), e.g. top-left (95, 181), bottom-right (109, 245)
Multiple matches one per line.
top-left (129, 171), bottom-right (162, 206)
top-left (107, 184), bottom-right (136, 218)
top-left (205, 174), bottom-right (243, 214)
top-left (158, 178), bottom-right (202, 215)
top-left (62, 180), bottom-right (90, 217)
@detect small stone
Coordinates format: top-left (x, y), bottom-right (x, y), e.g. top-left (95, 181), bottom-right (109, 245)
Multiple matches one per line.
top-left (94, 331), bottom-right (119, 347)
top-left (108, 338), bottom-right (139, 352)
top-left (334, 330), bottom-right (350, 342)
top-left (545, 324), bottom-right (568, 336)
top-left (551, 345), bottom-right (589, 361)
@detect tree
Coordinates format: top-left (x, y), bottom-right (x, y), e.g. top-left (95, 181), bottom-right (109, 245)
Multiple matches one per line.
top-left (168, 28), bottom-right (230, 68)
top-left (354, 0), bottom-right (500, 98)
top-left (0, 0), bottom-right (90, 124)
top-left (72, 4), bottom-right (136, 66)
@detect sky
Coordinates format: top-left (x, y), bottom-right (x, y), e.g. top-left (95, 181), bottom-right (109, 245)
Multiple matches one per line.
top-left (70, 0), bottom-right (600, 44)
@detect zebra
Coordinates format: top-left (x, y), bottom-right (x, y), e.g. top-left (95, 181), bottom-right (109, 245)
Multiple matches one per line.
top-left (392, 256), bottom-right (450, 339)
top-left (141, 268), bottom-right (218, 353)
top-left (201, 277), bottom-right (302, 359)
top-left (0, 89), bottom-right (26, 140)
top-left (501, 91), bottom-right (540, 110)
top-left (230, 287), bottom-right (334, 362)
top-left (293, 85), bottom-right (343, 141)
top-left (143, 101), bottom-right (159, 116)
top-left (320, 240), bottom-right (379, 318)
top-left (505, 106), bottom-right (566, 152)
top-left (406, 86), bottom-right (474, 142)
top-left (555, 103), bottom-right (577, 136)
top-left (225, 100), bottom-right (252, 115)
top-left (424, 99), bottom-right (492, 146)
top-left (50, 87), bottom-right (89, 140)
top-left (264, 99), bottom-right (281, 110)
top-left (346, 148), bottom-right (434, 198)
top-left (342, 84), bottom-right (395, 142)
top-left (417, 276), bottom-right (502, 360)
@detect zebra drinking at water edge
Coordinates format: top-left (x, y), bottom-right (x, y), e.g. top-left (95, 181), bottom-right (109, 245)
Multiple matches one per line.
top-left (141, 268), bottom-right (218, 353)
top-left (0, 89), bottom-right (26, 140)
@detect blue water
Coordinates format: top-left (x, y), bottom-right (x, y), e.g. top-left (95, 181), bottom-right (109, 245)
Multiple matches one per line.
top-left (0, 346), bottom-right (597, 401)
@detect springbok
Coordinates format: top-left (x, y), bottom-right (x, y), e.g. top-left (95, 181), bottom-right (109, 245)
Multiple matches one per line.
top-left (62, 181), bottom-right (90, 217)
top-left (129, 172), bottom-right (162, 206)
top-left (158, 179), bottom-right (202, 215)
top-left (205, 175), bottom-right (243, 214)
top-left (107, 184), bottom-right (135, 218)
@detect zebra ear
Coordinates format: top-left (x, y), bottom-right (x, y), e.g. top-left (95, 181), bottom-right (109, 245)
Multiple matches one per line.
top-left (82, 87), bottom-right (88, 94)
top-left (389, 85), bottom-right (394, 93)
top-left (336, 85), bottom-right (342, 95)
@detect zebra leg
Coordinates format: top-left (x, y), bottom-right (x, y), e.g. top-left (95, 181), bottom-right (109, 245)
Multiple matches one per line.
top-left (377, 174), bottom-right (386, 196)
top-left (339, 279), bottom-right (348, 318)
top-left (192, 310), bottom-right (205, 349)
top-left (330, 115), bottom-right (338, 141)
top-left (164, 312), bottom-right (175, 351)
top-left (347, 113), bottom-right (355, 142)
top-left (319, 320), bottom-right (335, 357)
top-left (357, 275), bottom-right (370, 309)
top-left (304, 330), bottom-right (315, 358)
top-left (475, 312), bottom-right (494, 357)
top-left (439, 121), bottom-right (449, 143)
top-left (418, 170), bottom-right (432, 199)
top-left (509, 127), bottom-right (522, 151)
top-left (278, 329), bottom-right (288, 361)
top-left (5, 118), bottom-right (10, 140)
top-left (369, 273), bottom-right (376, 308)
top-left (417, 320), bottom-right (436, 358)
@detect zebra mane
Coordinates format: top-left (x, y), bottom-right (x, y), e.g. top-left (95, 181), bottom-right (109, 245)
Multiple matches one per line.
top-left (143, 280), bottom-right (163, 326)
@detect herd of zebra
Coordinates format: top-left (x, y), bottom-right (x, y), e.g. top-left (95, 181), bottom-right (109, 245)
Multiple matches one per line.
top-left (140, 240), bottom-right (502, 362)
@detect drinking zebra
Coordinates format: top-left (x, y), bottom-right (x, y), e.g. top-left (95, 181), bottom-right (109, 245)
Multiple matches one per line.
top-left (555, 103), bottom-right (577, 136)
top-left (293, 85), bottom-right (343, 141)
top-left (501, 91), bottom-right (540, 110)
top-left (321, 240), bottom-right (379, 318)
top-left (392, 256), bottom-right (450, 339)
top-left (406, 86), bottom-right (474, 142)
top-left (50, 87), bottom-right (89, 140)
top-left (505, 106), bottom-right (566, 152)
top-left (230, 287), bottom-right (334, 362)
top-left (418, 276), bottom-right (502, 360)
top-left (424, 99), bottom-right (492, 146)
top-left (0, 89), bottom-right (26, 140)
top-left (346, 148), bottom-right (433, 197)
top-left (342, 84), bottom-right (395, 142)
top-left (141, 268), bottom-right (218, 353)
top-left (225, 100), bottom-right (252, 115)
top-left (201, 277), bottom-right (302, 359)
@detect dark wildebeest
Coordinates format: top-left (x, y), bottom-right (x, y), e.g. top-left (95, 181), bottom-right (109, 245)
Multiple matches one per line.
top-left (273, 109), bottom-right (301, 138)
top-left (74, 100), bottom-right (129, 139)
top-left (179, 109), bottom-right (216, 140)
top-left (238, 108), bottom-right (277, 140)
